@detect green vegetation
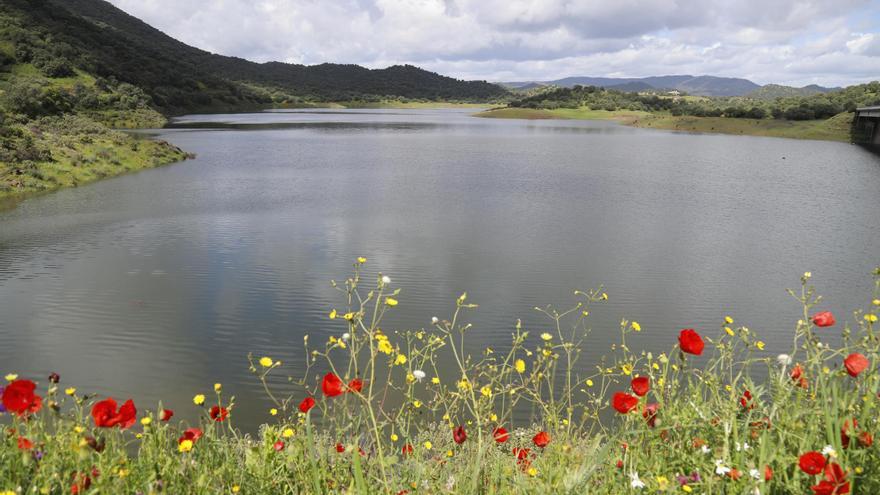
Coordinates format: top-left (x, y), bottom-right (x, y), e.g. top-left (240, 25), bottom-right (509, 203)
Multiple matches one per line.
top-left (480, 82), bottom-right (880, 142)
top-left (1, 266), bottom-right (879, 493)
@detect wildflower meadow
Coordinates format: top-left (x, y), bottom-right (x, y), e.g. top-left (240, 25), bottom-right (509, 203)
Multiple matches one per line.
top-left (1, 262), bottom-right (879, 494)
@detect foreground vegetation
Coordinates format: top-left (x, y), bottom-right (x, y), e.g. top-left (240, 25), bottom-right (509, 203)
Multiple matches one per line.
top-left (2, 263), bottom-right (879, 494)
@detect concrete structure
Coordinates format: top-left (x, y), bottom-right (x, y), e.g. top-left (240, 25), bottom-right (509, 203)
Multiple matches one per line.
top-left (854, 106), bottom-right (880, 145)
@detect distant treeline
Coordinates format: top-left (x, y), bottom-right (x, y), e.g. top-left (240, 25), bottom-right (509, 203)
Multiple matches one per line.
top-left (510, 83), bottom-right (880, 120)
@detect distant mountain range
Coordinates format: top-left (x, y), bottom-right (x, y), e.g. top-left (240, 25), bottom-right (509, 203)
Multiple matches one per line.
top-left (502, 76), bottom-right (839, 98)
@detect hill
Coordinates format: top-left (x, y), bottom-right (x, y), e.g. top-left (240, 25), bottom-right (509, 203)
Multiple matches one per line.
top-left (746, 83), bottom-right (840, 100)
top-left (2, 0), bottom-right (508, 113)
top-left (503, 75), bottom-right (762, 97)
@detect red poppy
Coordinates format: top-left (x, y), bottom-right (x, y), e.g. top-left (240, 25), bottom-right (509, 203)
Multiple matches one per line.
top-left (17, 436), bottom-right (33, 450)
top-left (178, 427), bottom-right (203, 445)
top-left (336, 443), bottom-right (345, 453)
top-left (631, 376), bottom-right (650, 397)
top-left (799, 451), bottom-right (827, 475)
top-left (643, 403), bottom-right (659, 428)
top-left (841, 419), bottom-right (857, 448)
top-left (70, 472), bottom-right (92, 495)
top-left (791, 364), bottom-right (808, 388)
top-left (678, 329), bottom-right (704, 355)
top-left (764, 465), bottom-right (773, 482)
top-left (322, 373), bottom-right (344, 397)
top-left (858, 431), bottom-right (873, 448)
top-left (2, 380), bottom-right (42, 416)
top-left (493, 427), bottom-right (509, 443)
top-left (299, 396), bottom-right (316, 413)
top-left (209, 405), bottom-right (229, 422)
top-left (159, 409), bottom-right (174, 422)
top-left (273, 440), bottom-right (285, 451)
top-left (728, 468), bottom-right (742, 481)
top-left (348, 378), bottom-right (363, 393)
top-left (616, 459), bottom-right (624, 469)
top-left (532, 431), bottom-right (550, 448)
top-left (513, 447), bottom-right (531, 461)
top-left (812, 311), bottom-right (836, 327)
top-left (811, 462), bottom-right (850, 495)
top-left (91, 398), bottom-right (136, 429)
top-left (612, 392), bottom-right (639, 414)
top-left (740, 390), bottom-right (754, 410)
top-left (401, 444), bottom-right (413, 456)
top-left (453, 425), bottom-right (467, 444)
top-left (844, 353), bottom-right (869, 377)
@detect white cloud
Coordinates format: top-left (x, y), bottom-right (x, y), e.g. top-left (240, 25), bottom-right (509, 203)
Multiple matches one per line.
top-left (106, 0), bottom-right (880, 86)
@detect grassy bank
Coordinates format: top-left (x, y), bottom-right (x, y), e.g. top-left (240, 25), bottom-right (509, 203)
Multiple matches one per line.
top-left (0, 114), bottom-right (189, 206)
top-left (476, 107), bottom-right (649, 122)
top-left (475, 106), bottom-right (855, 142)
top-left (1, 265), bottom-right (879, 494)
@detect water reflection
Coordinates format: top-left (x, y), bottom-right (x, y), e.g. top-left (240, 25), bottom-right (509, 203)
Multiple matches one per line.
top-left (0, 108), bottom-right (878, 430)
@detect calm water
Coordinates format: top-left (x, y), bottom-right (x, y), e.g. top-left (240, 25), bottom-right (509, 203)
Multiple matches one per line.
top-left (1, 108), bottom-right (878, 429)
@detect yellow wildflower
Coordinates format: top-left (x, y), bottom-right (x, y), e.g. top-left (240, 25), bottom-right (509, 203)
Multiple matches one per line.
top-left (480, 386), bottom-right (492, 398)
top-left (446, 450), bottom-right (454, 457)
top-left (873, 299), bottom-right (880, 306)
top-left (283, 428), bottom-right (295, 438)
top-left (357, 257), bottom-right (367, 264)
top-left (193, 394), bottom-right (206, 405)
top-left (632, 321), bottom-right (641, 332)
top-left (390, 433), bottom-right (398, 442)
top-left (140, 417), bottom-right (151, 426)
top-left (385, 297), bottom-right (398, 307)
top-left (490, 413), bottom-right (498, 421)
top-left (657, 377), bottom-right (665, 387)
top-left (725, 327), bottom-right (734, 336)
top-left (866, 314), bottom-right (878, 323)
top-left (457, 378), bottom-right (471, 391)
top-left (621, 363), bottom-right (633, 376)
top-left (377, 339), bottom-right (393, 355)
top-left (601, 292), bottom-right (608, 300)
top-left (412, 400), bottom-right (422, 408)
top-left (178, 439), bottom-right (193, 453)
top-left (515, 359), bottom-right (526, 373)
top-left (343, 312), bottom-right (355, 321)
top-left (232, 486), bottom-right (241, 493)
top-left (586, 379), bottom-right (594, 387)
top-left (117, 468), bottom-right (129, 478)
top-left (214, 383), bottom-right (222, 392)
top-left (259, 357), bottom-right (274, 367)
top-left (431, 377), bottom-right (440, 384)
top-left (756, 341), bottom-right (765, 350)
top-left (270, 408), bottom-right (278, 416)
top-left (74, 426), bottom-right (84, 434)
top-left (724, 316), bottom-right (734, 324)
top-left (4, 374), bottom-right (17, 382)
top-left (329, 309), bottom-right (337, 319)
top-left (394, 354), bottom-right (407, 365)
top-left (65, 387), bottom-right (76, 396)
top-left (528, 467), bottom-right (538, 477)
top-left (682, 485), bottom-right (693, 493)
top-left (540, 332), bottom-right (553, 341)
top-left (423, 441), bottom-right (432, 450)
top-left (652, 363), bottom-right (659, 370)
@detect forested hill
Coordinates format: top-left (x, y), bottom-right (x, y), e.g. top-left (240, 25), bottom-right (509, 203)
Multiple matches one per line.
top-left (0, 0), bottom-right (507, 113)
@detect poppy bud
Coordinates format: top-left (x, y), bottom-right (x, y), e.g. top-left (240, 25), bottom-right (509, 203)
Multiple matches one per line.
top-left (48, 372), bottom-right (60, 384)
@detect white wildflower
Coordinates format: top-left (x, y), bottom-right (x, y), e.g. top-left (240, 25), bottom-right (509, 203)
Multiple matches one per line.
top-left (776, 354), bottom-right (792, 366)
top-left (822, 445), bottom-right (837, 458)
top-left (341, 333), bottom-right (351, 341)
top-left (749, 468), bottom-right (761, 480)
top-left (431, 316), bottom-right (439, 324)
top-left (700, 445), bottom-right (711, 455)
top-left (381, 275), bottom-right (391, 285)
top-left (736, 442), bottom-right (750, 452)
top-left (629, 472), bottom-right (646, 489)
top-left (413, 370), bottom-right (426, 382)
top-left (714, 459), bottom-right (731, 476)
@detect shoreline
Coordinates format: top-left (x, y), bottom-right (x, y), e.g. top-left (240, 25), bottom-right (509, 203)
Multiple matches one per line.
top-left (474, 107), bottom-right (854, 142)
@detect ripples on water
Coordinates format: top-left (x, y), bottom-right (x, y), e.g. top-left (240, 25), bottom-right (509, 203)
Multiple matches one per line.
top-left (1, 109), bottom-right (878, 429)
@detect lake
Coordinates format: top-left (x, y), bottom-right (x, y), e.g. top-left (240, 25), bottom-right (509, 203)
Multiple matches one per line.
top-left (1, 108), bottom-right (878, 430)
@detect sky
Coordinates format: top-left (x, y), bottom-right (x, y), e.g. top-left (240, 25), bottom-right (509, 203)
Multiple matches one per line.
top-left (106, 0), bottom-right (880, 87)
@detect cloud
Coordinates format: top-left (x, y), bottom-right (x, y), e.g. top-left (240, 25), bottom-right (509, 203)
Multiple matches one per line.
top-left (106, 0), bottom-right (880, 86)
